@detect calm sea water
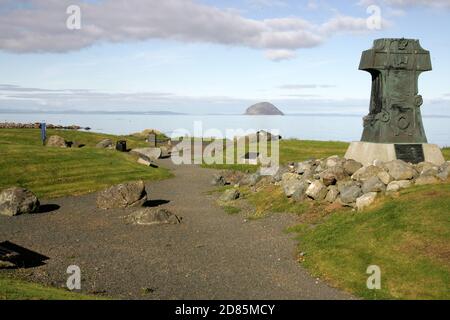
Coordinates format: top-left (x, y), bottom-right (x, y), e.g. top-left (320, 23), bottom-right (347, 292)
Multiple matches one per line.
top-left (1, 113), bottom-right (449, 147)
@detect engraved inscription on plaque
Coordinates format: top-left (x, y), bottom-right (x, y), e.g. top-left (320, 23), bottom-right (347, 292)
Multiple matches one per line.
top-left (394, 144), bottom-right (425, 164)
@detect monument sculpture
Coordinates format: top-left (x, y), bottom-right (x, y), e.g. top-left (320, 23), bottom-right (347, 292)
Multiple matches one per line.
top-left (345, 38), bottom-right (445, 165)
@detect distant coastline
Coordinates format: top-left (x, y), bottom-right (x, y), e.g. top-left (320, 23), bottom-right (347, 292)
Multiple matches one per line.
top-left (0, 110), bottom-right (449, 119)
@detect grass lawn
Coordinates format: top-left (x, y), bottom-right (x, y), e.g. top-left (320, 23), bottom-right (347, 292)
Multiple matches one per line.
top-left (0, 276), bottom-right (102, 300)
top-left (0, 129), bottom-right (172, 199)
top-left (202, 139), bottom-right (349, 172)
top-left (287, 183), bottom-right (450, 300)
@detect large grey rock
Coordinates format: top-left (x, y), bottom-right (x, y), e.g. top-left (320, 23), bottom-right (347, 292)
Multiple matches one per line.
top-left (415, 162), bottom-right (438, 175)
top-left (96, 181), bottom-right (147, 209)
top-left (386, 180), bottom-right (412, 192)
top-left (46, 135), bottom-right (67, 148)
top-left (211, 174), bottom-right (227, 186)
top-left (339, 182), bottom-right (363, 204)
top-left (343, 159), bottom-right (363, 175)
top-left (240, 173), bottom-right (261, 187)
top-left (0, 187), bottom-right (40, 217)
top-left (362, 176), bottom-right (386, 193)
top-left (320, 166), bottom-right (348, 186)
top-left (325, 186), bottom-right (340, 203)
top-left (291, 181), bottom-right (310, 201)
top-left (415, 174), bottom-right (440, 186)
top-left (383, 160), bottom-right (417, 181)
top-left (270, 166), bottom-right (289, 183)
top-left (351, 165), bottom-right (385, 182)
top-left (377, 171), bottom-right (394, 185)
top-left (219, 189), bottom-right (240, 202)
top-left (325, 156), bottom-right (344, 168)
top-left (356, 192), bottom-right (378, 211)
top-left (305, 181), bottom-right (328, 201)
top-left (437, 161), bottom-right (450, 181)
top-left (131, 147), bottom-right (162, 160)
top-left (126, 208), bottom-right (181, 226)
top-left (96, 139), bottom-right (114, 149)
top-left (281, 174), bottom-right (301, 197)
top-left (296, 161), bottom-right (314, 174)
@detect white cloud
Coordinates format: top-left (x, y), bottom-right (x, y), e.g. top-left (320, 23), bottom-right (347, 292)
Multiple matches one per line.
top-left (264, 49), bottom-right (297, 61)
top-left (359, 0), bottom-right (450, 8)
top-left (0, 0), bottom-right (383, 60)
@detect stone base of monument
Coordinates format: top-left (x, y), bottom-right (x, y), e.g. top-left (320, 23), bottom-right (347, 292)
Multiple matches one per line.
top-left (345, 142), bottom-right (445, 166)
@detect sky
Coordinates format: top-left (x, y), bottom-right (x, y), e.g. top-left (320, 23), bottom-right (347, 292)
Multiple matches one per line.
top-left (0, 0), bottom-right (450, 115)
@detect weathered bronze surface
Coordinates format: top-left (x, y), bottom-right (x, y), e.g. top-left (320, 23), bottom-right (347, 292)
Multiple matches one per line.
top-left (359, 38), bottom-right (432, 143)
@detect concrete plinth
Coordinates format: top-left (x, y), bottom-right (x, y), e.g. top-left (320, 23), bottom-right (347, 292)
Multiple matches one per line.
top-left (345, 142), bottom-right (445, 166)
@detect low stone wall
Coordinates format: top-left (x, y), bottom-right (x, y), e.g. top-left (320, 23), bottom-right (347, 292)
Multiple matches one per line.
top-left (0, 122), bottom-right (88, 130)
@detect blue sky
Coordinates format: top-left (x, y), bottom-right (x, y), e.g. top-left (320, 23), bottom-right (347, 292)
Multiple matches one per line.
top-left (0, 0), bottom-right (450, 115)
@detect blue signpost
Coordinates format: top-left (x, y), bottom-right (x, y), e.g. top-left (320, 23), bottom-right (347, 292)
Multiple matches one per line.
top-left (40, 122), bottom-right (46, 146)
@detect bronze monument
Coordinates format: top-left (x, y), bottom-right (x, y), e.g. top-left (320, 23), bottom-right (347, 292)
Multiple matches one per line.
top-left (345, 38), bottom-right (444, 165)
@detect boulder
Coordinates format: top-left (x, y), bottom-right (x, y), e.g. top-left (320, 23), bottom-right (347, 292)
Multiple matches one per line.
top-left (437, 162), bottom-right (450, 181)
top-left (211, 174), bottom-right (227, 186)
top-left (240, 173), bottom-right (261, 187)
top-left (0, 187), bottom-right (40, 217)
top-left (377, 171), bottom-right (394, 185)
top-left (131, 148), bottom-right (162, 160)
top-left (46, 135), bottom-right (67, 148)
top-left (137, 157), bottom-right (153, 166)
top-left (126, 208), bottom-right (181, 226)
top-left (339, 182), bottom-right (363, 204)
top-left (219, 189), bottom-right (240, 202)
top-left (96, 139), bottom-right (114, 149)
top-left (356, 192), bottom-right (378, 211)
top-left (281, 174), bottom-right (301, 197)
top-left (96, 181), bottom-right (147, 209)
top-left (291, 181), bottom-right (310, 201)
top-left (305, 181), bottom-right (328, 201)
top-left (351, 165), bottom-right (385, 182)
top-left (320, 166), bottom-right (348, 186)
top-left (343, 159), bottom-right (363, 175)
top-left (416, 162), bottom-right (438, 175)
top-left (382, 160), bottom-right (417, 181)
top-left (415, 174), bottom-right (440, 186)
top-left (296, 161), bottom-right (314, 174)
top-left (362, 176), bottom-right (386, 193)
top-left (270, 166), bottom-right (289, 183)
top-left (386, 180), bottom-right (412, 192)
top-left (325, 186), bottom-right (340, 203)
top-left (325, 156), bottom-right (344, 168)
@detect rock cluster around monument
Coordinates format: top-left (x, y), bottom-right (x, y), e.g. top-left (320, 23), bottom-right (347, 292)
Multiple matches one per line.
top-left (215, 156), bottom-right (449, 212)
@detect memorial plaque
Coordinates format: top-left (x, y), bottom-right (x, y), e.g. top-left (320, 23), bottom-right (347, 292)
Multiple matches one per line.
top-left (394, 144), bottom-right (425, 164)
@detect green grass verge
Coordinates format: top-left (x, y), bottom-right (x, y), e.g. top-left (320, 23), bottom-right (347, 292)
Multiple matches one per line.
top-left (202, 139), bottom-right (349, 172)
top-left (0, 129), bottom-right (172, 198)
top-left (0, 276), bottom-right (103, 300)
top-left (288, 183), bottom-right (450, 300)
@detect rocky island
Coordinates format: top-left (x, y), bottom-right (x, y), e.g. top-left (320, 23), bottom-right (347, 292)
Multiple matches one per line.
top-left (244, 102), bottom-right (284, 115)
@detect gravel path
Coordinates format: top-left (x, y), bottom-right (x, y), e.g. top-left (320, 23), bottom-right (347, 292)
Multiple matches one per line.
top-left (0, 160), bottom-right (350, 299)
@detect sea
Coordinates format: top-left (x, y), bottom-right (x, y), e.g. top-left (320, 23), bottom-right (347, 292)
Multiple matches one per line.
top-left (1, 113), bottom-right (449, 147)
